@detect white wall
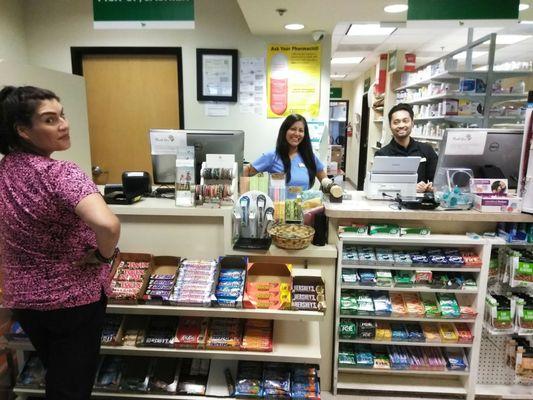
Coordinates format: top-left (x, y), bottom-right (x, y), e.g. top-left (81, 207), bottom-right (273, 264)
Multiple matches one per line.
top-left (21, 0), bottom-right (332, 165)
top-left (0, 60), bottom-right (93, 174)
top-left (0, 0), bottom-right (28, 63)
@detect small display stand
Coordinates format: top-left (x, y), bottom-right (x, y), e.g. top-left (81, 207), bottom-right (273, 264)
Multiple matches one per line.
top-left (175, 146), bottom-right (195, 207)
top-left (233, 190), bottom-right (274, 250)
top-left (198, 154), bottom-right (238, 208)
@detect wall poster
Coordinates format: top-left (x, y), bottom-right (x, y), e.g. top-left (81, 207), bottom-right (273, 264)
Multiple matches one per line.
top-left (266, 44), bottom-right (321, 118)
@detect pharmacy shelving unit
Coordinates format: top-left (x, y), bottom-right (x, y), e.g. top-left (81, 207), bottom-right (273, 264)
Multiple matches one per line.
top-left (393, 32), bottom-right (532, 131)
top-left (332, 234), bottom-right (491, 400)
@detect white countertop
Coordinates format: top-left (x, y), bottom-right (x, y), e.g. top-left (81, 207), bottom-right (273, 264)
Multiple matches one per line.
top-left (325, 191), bottom-right (533, 222)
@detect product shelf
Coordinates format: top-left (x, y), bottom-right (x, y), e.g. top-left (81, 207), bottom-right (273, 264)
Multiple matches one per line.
top-left (338, 366), bottom-right (470, 376)
top-left (340, 284), bottom-right (477, 294)
top-left (413, 116), bottom-right (483, 122)
top-left (394, 70), bottom-right (532, 92)
top-left (105, 304), bottom-right (325, 321)
top-left (341, 264), bottom-right (481, 272)
top-left (410, 135), bottom-right (443, 141)
top-left (9, 320), bottom-right (321, 364)
top-left (226, 243), bottom-right (337, 259)
top-left (340, 234), bottom-right (485, 246)
top-left (404, 93), bottom-right (485, 105)
top-left (475, 384), bottom-right (533, 399)
top-left (338, 314), bottom-right (476, 323)
top-left (339, 338), bottom-right (473, 348)
top-left (336, 372), bottom-right (467, 394)
top-left (12, 387), bottom-right (236, 399)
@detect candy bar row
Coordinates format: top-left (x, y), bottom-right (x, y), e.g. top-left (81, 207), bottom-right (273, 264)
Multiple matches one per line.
top-left (109, 254), bottom-right (326, 312)
top-left (100, 315), bottom-right (274, 352)
top-left (342, 246), bottom-right (482, 268)
top-left (235, 361), bottom-right (320, 399)
top-left (342, 268), bottom-right (477, 290)
top-left (339, 319), bottom-right (473, 344)
top-left (339, 344), bottom-right (469, 371)
top-left (340, 290), bottom-right (477, 319)
top-left (17, 353), bottom-right (320, 398)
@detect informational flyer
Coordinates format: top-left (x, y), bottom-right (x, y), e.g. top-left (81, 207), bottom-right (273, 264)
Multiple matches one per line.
top-left (266, 44), bottom-right (321, 118)
top-left (444, 130), bottom-right (487, 155)
top-left (202, 54), bottom-right (233, 96)
top-left (239, 57), bottom-right (265, 115)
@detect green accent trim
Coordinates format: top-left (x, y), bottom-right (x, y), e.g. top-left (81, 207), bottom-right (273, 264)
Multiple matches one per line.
top-left (93, 0), bottom-right (195, 22)
top-left (408, 0), bottom-right (519, 20)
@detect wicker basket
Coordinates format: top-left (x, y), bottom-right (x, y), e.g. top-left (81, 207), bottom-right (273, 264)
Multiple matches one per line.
top-left (268, 224), bottom-right (315, 250)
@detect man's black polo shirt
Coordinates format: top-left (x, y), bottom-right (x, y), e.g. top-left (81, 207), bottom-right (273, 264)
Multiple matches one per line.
top-left (375, 138), bottom-right (438, 183)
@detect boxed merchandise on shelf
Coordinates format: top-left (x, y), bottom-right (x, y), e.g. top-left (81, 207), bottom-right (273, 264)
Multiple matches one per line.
top-left (212, 256), bottom-right (247, 308)
top-left (244, 262), bottom-right (292, 310)
top-left (109, 252), bottom-right (153, 304)
top-left (292, 275), bottom-right (327, 311)
top-left (101, 315), bottom-right (126, 346)
top-left (119, 356), bottom-right (151, 392)
top-left (169, 259), bottom-right (219, 307)
top-left (142, 256), bottom-right (180, 304)
top-left (174, 317), bottom-right (209, 349)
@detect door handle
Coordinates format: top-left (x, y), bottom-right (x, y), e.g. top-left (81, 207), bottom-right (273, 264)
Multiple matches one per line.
top-left (92, 165), bottom-right (108, 176)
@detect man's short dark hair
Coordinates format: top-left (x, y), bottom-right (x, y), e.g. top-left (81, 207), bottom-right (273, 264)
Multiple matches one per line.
top-left (388, 103), bottom-right (414, 124)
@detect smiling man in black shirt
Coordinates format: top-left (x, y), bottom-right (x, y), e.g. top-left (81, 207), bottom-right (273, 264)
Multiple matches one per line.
top-left (375, 103), bottom-right (438, 193)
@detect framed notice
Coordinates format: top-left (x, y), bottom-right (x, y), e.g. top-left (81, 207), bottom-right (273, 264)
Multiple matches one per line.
top-left (196, 49), bottom-right (238, 102)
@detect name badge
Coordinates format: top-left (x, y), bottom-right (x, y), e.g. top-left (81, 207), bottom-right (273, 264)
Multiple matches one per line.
top-left (420, 157), bottom-right (427, 163)
top-left (298, 163), bottom-right (305, 168)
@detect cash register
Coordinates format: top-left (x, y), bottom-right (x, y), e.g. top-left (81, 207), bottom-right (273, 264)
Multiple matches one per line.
top-left (364, 156), bottom-right (421, 199)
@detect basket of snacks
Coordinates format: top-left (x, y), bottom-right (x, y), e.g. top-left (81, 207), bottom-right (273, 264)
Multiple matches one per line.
top-left (268, 223), bottom-right (315, 250)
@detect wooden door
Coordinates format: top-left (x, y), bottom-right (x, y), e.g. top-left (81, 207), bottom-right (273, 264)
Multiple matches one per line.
top-left (82, 54), bottom-right (180, 184)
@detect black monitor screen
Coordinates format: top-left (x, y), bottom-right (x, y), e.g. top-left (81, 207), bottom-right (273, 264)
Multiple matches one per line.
top-left (435, 128), bottom-right (523, 189)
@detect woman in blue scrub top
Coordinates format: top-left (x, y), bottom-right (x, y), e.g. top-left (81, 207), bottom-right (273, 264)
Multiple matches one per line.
top-left (245, 114), bottom-right (327, 193)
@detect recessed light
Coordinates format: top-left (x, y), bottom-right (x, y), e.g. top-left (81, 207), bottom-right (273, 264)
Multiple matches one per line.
top-left (347, 24), bottom-right (396, 36)
top-left (519, 3), bottom-right (530, 11)
top-left (331, 57), bottom-right (364, 64)
top-left (384, 4), bottom-right (408, 13)
top-left (285, 23), bottom-right (305, 30)
top-left (331, 74), bottom-right (347, 79)
top-left (496, 34), bottom-right (531, 44)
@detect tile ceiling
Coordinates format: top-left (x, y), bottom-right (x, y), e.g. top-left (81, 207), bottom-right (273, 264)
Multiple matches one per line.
top-left (237, 0), bottom-right (533, 80)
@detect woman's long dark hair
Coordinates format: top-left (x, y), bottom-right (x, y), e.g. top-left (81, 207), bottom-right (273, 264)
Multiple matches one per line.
top-left (275, 114), bottom-right (317, 188)
top-left (0, 85), bottom-right (59, 155)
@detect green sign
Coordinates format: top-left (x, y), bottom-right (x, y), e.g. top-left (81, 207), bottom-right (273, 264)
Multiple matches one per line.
top-left (330, 87), bottom-right (342, 98)
top-left (408, 0), bottom-right (519, 20)
top-left (364, 77), bottom-right (371, 92)
top-left (93, 0), bottom-right (195, 29)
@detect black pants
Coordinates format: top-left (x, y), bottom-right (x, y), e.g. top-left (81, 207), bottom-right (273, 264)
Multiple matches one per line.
top-left (12, 293), bottom-right (107, 400)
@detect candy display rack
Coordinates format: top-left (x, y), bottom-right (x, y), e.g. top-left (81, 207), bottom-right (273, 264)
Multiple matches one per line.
top-left (332, 233), bottom-right (491, 400)
top-left (9, 267), bottom-right (325, 399)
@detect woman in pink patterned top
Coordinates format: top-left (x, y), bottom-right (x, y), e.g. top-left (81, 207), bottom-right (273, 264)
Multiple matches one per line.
top-left (0, 86), bottom-right (120, 399)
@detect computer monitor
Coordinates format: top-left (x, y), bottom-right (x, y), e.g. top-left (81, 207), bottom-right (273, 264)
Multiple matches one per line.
top-left (149, 129), bottom-right (245, 184)
top-left (435, 128), bottom-right (523, 189)
top-left (186, 129), bottom-right (244, 184)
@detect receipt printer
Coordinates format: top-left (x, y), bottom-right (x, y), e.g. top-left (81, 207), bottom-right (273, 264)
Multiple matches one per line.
top-left (364, 156), bottom-right (420, 199)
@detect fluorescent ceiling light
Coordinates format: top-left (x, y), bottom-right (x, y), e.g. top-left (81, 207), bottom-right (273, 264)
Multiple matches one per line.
top-left (452, 51), bottom-right (487, 60)
top-left (519, 3), bottom-right (530, 11)
top-left (346, 24), bottom-right (396, 36)
top-left (520, 20), bottom-right (533, 24)
top-left (496, 34), bottom-right (531, 44)
top-left (285, 23), bottom-right (305, 30)
top-left (384, 4), bottom-right (408, 13)
top-left (331, 74), bottom-right (347, 79)
top-left (331, 57), bottom-right (364, 64)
